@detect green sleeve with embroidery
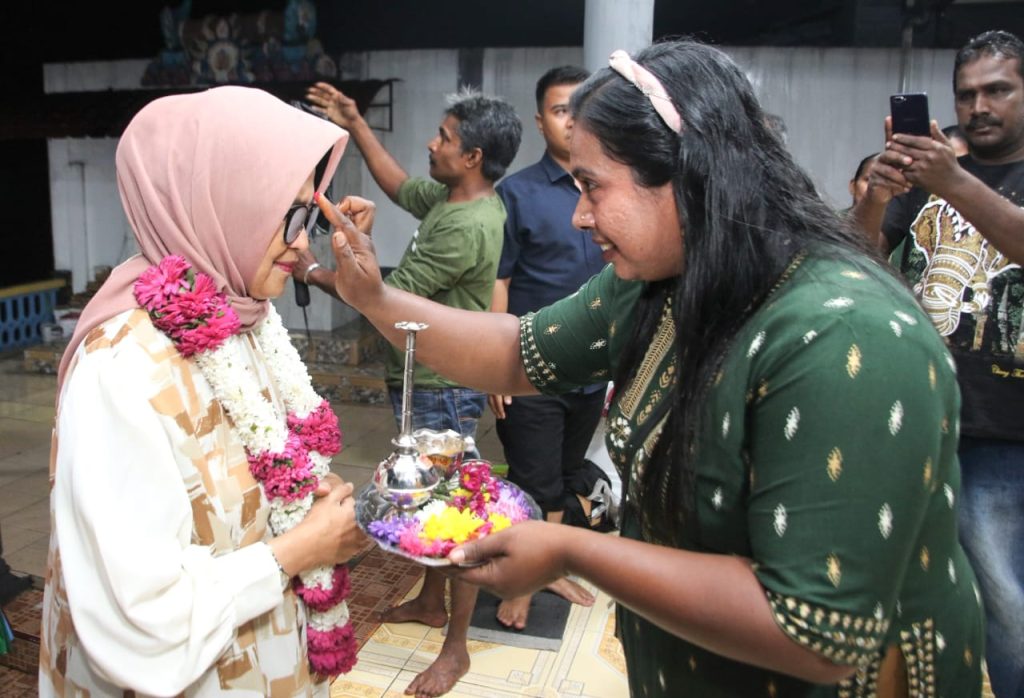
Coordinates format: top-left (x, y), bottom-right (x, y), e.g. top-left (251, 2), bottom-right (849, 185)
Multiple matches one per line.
top-left (519, 265), bottom-right (643, 393)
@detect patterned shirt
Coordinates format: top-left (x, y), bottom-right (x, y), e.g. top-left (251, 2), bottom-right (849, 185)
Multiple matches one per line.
top-left (519, 258), bottom-right (984, 697)
top-left (882, 156), bottom-right (1024, 441)
top-left (41, 309), bottom-right (327, 697)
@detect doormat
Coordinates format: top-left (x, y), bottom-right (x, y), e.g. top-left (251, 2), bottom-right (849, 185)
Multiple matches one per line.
top-left (465, 589), bottom-right (570, 651)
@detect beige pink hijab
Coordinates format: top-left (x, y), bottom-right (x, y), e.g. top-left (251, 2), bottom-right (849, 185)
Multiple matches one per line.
top-left (56, 86), bottom-right (348, 389)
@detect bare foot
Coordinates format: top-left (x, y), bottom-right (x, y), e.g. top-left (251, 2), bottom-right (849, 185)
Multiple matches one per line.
top-left (496, 595), bottom-right (531, 630)
top-left (377, 597), bottom-right (448, 628)
top-left (547, 577), bottom-right (596, 607)
top-left (405, 645), bottom-right (470, 697)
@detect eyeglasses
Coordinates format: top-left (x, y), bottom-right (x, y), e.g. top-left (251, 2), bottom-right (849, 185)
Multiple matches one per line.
top-left (282, 201), bottom-right (320, 245)
top-left (283, 196), bottom-right (335, 245)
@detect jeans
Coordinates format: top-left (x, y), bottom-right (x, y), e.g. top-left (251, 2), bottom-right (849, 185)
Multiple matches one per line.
top-left (958, 436), bottom-right (1024, 698)
top-left (388, 386), bottom-right (485, 459)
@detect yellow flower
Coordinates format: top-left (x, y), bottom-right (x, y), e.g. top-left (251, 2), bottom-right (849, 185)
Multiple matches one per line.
top-left (489, 513), bottom-right (511, 532)
top-left (422, 507), bottom-right (485, 543)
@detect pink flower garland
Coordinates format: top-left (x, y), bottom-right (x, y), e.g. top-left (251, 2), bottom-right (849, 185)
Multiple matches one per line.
top-left (134, 255), bottom-right (357, 678)
top-left (134, 255), bottom-right (241, 356)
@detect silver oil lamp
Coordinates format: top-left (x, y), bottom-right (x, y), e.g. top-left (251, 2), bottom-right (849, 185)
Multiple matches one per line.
top-left (373, 321), bottom-right (443, 510)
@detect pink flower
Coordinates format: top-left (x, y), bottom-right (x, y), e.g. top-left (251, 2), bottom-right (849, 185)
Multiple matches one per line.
top-left (175, 309), bottom-right (239, 356)
top-left (460, 469), bottom-right (484, 492)
top-left (249, 435), bottom-right (318, 502)
top-left (159, 255), bottom-right (190, 282)
top-left (288, 400), bottom-right (342, 456)
top-left (397, 522), bottom-right (454, 557)
top-left (134, 255), bottom-right (190, 308)
top-left (134, 256), bottom-right (239, 357)
top-left (190, 272), bottom-right (219, 299)
top-left (294, 565), bottom-right (351, 611)
top-left (307, 624), bottom-right (357, 676)
top-left (459, 460), bottom-right (492, 493)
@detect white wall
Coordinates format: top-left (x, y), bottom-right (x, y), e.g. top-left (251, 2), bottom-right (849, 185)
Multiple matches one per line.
top-left (353, 49), bottom-right (461, 267)
top-left (44, 44), bottom-right (963, 324)
top-left (731, 46), bottom-right (958, 209)
top-left (48, 138), bottom-right (135, 293)
top-left (45, 60), bottom-right (151, 293)
top-left (483, 46), bottom-right (584, 173)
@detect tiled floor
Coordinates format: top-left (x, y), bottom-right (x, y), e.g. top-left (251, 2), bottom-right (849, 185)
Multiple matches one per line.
top-left (0, 355), bottom-right (629, 696)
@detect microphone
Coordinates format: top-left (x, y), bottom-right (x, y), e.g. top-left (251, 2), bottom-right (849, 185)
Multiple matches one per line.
top-left (295, 278), bottom-right (311, 307)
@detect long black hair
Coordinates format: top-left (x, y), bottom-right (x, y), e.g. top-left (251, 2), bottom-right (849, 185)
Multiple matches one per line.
top-left (571, 39), bottom-right (874, 544)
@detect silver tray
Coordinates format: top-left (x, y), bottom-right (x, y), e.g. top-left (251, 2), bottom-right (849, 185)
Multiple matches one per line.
top-left (355, 480), bottom-right (543, 567)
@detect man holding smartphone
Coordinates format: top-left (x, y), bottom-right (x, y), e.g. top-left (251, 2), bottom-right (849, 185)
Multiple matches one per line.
top-left (853, 30), bottom-right (1024, 698)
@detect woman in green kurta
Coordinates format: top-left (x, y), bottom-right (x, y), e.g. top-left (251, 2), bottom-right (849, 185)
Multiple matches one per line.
top-left (319, 39), bottom-right (984, 697)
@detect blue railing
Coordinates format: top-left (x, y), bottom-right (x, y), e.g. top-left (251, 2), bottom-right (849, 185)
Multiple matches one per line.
top-left (0, 280), bottom-right (64, 352)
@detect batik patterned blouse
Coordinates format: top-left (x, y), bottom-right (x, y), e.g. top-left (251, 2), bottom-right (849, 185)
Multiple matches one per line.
top-left (519, 258), bottom-right (984, 697)
top-left (40, 309), bottom-right (328, 697)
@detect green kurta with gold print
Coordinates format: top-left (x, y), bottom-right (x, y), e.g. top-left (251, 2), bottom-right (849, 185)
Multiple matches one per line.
top-left (519, 258), bottom-right (983, 697)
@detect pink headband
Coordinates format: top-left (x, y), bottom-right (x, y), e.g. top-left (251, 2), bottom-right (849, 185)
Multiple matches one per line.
top-left (608, 49), bottom-right (683, 134)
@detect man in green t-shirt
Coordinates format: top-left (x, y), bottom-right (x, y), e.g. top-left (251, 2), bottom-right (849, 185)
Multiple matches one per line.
top-left (296, 83), bottom-right (522, 697)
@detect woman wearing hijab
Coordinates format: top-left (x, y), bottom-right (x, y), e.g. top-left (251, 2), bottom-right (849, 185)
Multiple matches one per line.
top-left (39, 86), bottom-right (366, 697)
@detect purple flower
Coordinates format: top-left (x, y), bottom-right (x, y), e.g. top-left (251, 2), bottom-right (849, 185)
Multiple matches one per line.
top-left (368, 516), bottom-right (415, 545)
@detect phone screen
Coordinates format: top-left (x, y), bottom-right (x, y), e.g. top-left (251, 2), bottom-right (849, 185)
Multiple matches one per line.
top-left (890, 93), bottom-right (930, 136)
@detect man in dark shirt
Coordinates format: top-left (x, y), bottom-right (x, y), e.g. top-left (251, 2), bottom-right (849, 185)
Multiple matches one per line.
top-left (852, 30), bottom-right (1024, 697)
top-left (488, 66), bottom-right (604, 630)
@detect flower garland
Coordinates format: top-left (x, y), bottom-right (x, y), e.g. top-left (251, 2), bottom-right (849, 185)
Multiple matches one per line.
top-left (367, 460), bottom-right (533, 558)
top-left (134, 256), bottom-right (357, 677)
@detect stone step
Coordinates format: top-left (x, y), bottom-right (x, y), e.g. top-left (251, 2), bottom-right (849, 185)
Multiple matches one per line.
top-left (308, 361), bottom-right (389, 407)
top-left (288, 316), bottom-right (387, 367)
top-left (22, 342), bottom-right (61, 375)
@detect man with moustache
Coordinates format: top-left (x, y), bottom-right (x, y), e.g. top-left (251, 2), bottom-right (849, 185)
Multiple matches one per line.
top-left (852, 30), bottom-right (1024, 698)
top-left (298, 82), bottom-right (522, 698)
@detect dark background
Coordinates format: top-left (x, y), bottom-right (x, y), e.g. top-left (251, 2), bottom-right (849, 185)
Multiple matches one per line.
top-left (1, 0), bottom-right (1022, 286)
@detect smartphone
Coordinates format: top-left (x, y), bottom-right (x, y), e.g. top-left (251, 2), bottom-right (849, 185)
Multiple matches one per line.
top-left (890, 93), bottom-right (930, 136)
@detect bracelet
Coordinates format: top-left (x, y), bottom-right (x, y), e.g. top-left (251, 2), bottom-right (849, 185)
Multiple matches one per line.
top-left (302, 262), bottom-right (321, 285)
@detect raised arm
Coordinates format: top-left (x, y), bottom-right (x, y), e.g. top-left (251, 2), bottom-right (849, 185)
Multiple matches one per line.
top-left (318, 193), bottom-right (536, 396)
top-left (306, 82), bottom-right (408, 203)
top-left (888, 120), bottom-right (1024, 265)
top-left (849, 116), bottom-right (910, 255)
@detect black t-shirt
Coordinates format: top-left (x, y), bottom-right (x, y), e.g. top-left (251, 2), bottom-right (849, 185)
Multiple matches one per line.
top-left (882, 156), bottom-right (1024, 441)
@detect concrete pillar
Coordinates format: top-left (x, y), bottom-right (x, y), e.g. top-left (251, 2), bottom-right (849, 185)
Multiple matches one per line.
top-left (583, 0), bottom-right (655, 73)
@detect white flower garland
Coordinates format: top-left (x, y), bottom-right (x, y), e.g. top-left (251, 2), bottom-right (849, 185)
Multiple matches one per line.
top-left (195, 305), bottom-right (350, 647)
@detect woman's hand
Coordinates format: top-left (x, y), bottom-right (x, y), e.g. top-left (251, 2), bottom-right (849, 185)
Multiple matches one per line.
top-left (445, 520), bottom-right (571, 598)
top-left (292, 248), bottom-right (321, 284)
top-left (272, 480), bottom-right (367, 573)
top-left (307, 481), bottom-right (367, 566)
top-left (313, 471), bottom-right (346, 497)
top-left (337, 195), bottom-right (376, 236)
top-left (316, 192), bottom-right (385, 312)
